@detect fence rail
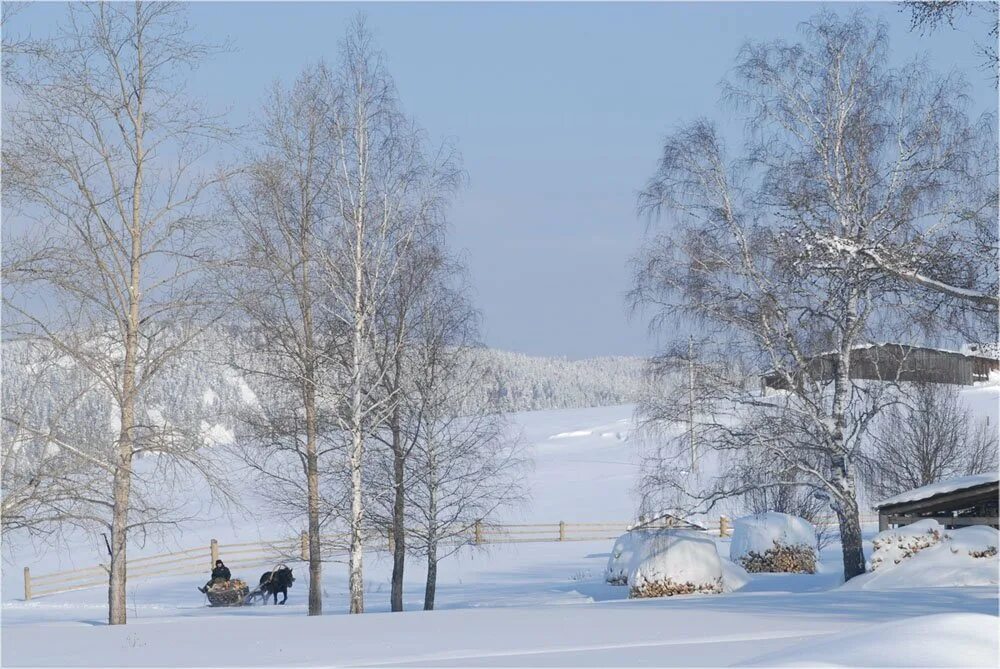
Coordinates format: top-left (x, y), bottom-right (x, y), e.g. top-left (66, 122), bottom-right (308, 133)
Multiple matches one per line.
top-left (22, 514), bottom-right (880, 600)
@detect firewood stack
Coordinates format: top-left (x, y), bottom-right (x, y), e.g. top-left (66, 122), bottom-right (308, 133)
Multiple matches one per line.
top-left (629, 577), bottom-right (723, 598)
top-left (738, 541), bottom-right (816, 573)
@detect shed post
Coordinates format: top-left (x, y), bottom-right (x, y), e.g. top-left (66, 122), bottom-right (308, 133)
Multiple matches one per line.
top-left (23, 567), bottom-right (31, 601)
top-left (210, 538), bottom-right (219, 567)
top-left (558, 521), bottom-right (566, 541)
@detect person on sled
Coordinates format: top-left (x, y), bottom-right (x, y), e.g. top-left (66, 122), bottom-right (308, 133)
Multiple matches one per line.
top-left (198, 559), bottom-right (231, 593)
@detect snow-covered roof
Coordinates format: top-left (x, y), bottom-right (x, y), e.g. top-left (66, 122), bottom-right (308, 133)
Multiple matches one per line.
top-left (873, 473), bottom-right (1000, 510)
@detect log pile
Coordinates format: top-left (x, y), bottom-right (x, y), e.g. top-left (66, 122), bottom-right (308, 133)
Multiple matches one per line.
top-left (738, 541), bottom-right (816, 573)
top-left (870, 526), bottom-right (941, 571)
top-left (629, 577), bottom-right (723, 598)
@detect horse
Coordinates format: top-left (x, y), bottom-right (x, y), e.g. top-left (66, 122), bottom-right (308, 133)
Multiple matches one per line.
top-left (247, 564), bottom-right (294, 605)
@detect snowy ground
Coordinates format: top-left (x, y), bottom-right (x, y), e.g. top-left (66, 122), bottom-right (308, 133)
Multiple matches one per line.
top-left (3, 401), bottom-right (999, 667)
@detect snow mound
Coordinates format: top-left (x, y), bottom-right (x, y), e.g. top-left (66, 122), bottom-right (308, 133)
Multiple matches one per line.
top-left (628, 530), bottom-right (723, 597)
top-left (606, 529), bottom-right (748, 596)
top-left (867, 519), bottom-right (943, 571)
top-left (605, 530), bottom-right (648, 585)
top-left (548, 429), bottom-right (592, 439)
top-left (730, 513), bottom-right (817, 573)
top-left (718, 555), bottom-right (752, 592)
top-left (740, 613), bottom-right (999, 667)
top-left (845, 523), bottom-right (999, 590)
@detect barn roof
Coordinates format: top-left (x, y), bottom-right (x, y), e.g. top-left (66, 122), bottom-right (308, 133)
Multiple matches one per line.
top-left (873, 473), bottom-right (1000, 510)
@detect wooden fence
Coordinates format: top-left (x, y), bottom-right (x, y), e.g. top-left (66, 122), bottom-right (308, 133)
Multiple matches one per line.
top-left (22, 514), bottom-right (878, 600)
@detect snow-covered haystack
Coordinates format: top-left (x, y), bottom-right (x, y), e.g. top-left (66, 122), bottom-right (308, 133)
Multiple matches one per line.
top-left (730, 513), bottom-right (817, 574)
top-left (844, 521), bottom-right (999, 590)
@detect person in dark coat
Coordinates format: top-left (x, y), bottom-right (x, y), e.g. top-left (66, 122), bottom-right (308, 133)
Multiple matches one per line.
top-left (198, 560), bottom-right (232, 593)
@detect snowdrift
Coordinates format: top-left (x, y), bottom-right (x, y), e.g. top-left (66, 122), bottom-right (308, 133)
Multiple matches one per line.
top-left (730, 513), bottom-right (817, 573)
top-left (741, 613), bottom-right (999, 667)
top-left (605, 529), bottom-right (748, 597)
top-left (843, 521), bottom-right (999, 590)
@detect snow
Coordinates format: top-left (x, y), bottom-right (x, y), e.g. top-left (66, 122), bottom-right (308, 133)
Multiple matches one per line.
top-left (866, 519), bottom-right (945, 571)
top-left (606, 529), bottom-right (648, 584)
top-left (202, 388), bottom-right (219, 406)
top-left (845, 523), bottom-right (999, 591)
top-left (873, 472), bottom-right (999, 509)
top-left (627, 531), bottom-right (725, 594)
top-left (200, 420), bottom-right (235, 446)
top-left (730, 512), bottom-right (817, 560)
top-left (741, 613), bottom-right (999, 667)
top-left (606, 529), bottom-right (734, 594)
top-left (607, 529), bottom-right (752, 595)
top-left (2, 404), bottom-right (998, 667)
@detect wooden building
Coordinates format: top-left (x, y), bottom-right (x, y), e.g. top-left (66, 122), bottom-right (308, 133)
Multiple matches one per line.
top-left (762, 343), bottom-right (1000, 391)
top-left (873, 473), bottom-right (999, 531)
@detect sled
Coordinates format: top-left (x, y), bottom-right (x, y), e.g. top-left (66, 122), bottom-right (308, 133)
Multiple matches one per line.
top-left (205, 578), bottom-right (250, 607)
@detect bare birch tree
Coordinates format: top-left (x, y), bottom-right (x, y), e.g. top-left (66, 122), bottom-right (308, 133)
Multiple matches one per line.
top-left (218, 63), bottom-right (339, 616)
top-left (2, 2), bottom-right (229, 624)
top-left (399, 286), bottom-right (528, 610)
top-left (319, 16), bottom-right (447, 614)
top-left (631, 12), bottom-right (993, 580)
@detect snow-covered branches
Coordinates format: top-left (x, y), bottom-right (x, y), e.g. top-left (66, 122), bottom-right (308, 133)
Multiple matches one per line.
top-left (631, 12), bottom-right (995, 581)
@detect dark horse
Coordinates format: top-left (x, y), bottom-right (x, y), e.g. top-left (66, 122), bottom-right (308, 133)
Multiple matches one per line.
top-left (248, 565), bottom-right (294, 605)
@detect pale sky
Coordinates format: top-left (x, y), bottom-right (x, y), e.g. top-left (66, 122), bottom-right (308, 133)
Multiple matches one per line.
top-left (6, 2), bottom-right (995, 358)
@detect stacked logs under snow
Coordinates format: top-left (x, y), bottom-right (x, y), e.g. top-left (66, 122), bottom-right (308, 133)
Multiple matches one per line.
top-left (737, 541), bottom-right (817, 574)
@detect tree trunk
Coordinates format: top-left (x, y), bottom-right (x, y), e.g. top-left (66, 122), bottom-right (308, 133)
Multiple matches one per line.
top-left (829, 317), bottom-right (866, 582)
top-left (423, 540), bottom-right (437, 611)
top-left (423, 449), bottom-right (438, 612)
top-left (349, 415), bottom-right (364, 614)
top-left (109, 315), bottom-right (138, 626)
top-left (107, 442), bottom-right (132, 625)
top-left (302, 201), bottom-right (322, 616)
top-left (305, 393), bottom-right (322, 616)
top-left (836, 491), bottom-right (866, 580)
top-left (109, 40), bottom-right (144, 624)
top-left (390, 416), bottom-right (405, 612)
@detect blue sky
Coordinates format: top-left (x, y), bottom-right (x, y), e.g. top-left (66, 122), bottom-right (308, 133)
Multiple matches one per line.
top-left (7, 2), bottom-right (995, 358)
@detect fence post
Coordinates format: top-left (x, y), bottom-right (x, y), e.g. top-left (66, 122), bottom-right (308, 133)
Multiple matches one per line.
top-left (300, 531), bottom-right (309, 561)
top-left (210, 539), bottom-right (219, 567)
top-left (559, 521), bottom-right (566, 541)
top-left (23, 567), bottom-right (31, 601)
top-left (474, 520), bottom-right (483, 545)
top-left (719, 516), bottom-right (729, 537)
top-left (387, 527), bottom-right (395, 552)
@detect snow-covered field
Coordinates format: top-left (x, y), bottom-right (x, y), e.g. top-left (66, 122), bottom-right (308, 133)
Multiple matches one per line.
top-left (3, 401), bottom-right (999, 667)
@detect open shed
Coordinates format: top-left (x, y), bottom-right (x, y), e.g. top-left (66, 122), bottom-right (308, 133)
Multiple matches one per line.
top-left (762, 343), bottom-right (1000, 391)
top-left (873, 473), bottom-right (999, 531)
